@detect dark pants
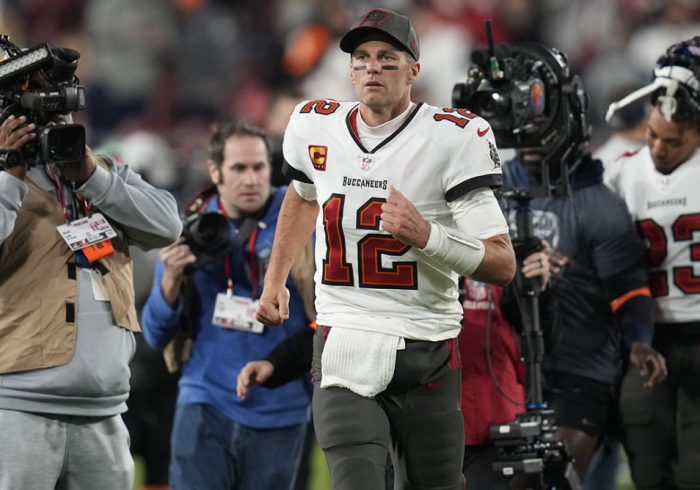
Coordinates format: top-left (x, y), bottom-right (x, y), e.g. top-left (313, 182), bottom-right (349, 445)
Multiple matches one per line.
top-left (169, 403), bottom-right (307, 490)
top-left (463, 444), bottom-right (514, 490)
top-left (312, 327), bottom-right (465, 490)
top-left (620, 338), bottom-right (700, 490)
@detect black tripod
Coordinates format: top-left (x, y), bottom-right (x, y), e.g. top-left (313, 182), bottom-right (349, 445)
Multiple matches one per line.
top-left (488, 189), bottom-right (582, 490)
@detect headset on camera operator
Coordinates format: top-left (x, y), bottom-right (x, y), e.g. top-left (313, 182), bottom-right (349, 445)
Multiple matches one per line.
top-left (454, 33), bottom-right (667, 488)
top-left (0, 36), bottom-right (182, 489)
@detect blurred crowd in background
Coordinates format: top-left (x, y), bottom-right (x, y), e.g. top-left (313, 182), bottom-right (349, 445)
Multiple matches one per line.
top-left (3, 0), bottom-right (700, 207)
top-left (3, 1), bottom-right (699, 488)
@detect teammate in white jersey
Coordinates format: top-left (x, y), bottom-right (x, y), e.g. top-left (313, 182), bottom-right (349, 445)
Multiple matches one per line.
top-left (256, 8), bottom-right (516, 490)
top-left (605, 36), bottom-right (700, 490)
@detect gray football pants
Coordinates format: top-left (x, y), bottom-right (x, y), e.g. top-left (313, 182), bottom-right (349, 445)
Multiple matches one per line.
top-left (312, 327), bottom-right (465, 490)
top-left (0, 409), bottom-right (133, 490)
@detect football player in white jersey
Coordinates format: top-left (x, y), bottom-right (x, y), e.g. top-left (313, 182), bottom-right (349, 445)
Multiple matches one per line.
top-left (605, 37), bottom-right (700, 490)
top-left (256, 8), bottom-right (516, 490)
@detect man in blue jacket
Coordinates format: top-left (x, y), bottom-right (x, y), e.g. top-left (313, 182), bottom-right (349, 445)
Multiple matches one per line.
top-left (141, 120), bottom-right (313, 490)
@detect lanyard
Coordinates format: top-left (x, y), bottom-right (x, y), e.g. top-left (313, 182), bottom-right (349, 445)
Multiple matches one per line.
top-left (46, 163), bottom-right (69, 220)
top-left (46, 164), bottom-right (89, 222)
top-left (47, 164), bottom-right (100, 268)
top-left (218, 197), bottom-right (260, 298)
top-left (247, 226), bottom-right (260, 298)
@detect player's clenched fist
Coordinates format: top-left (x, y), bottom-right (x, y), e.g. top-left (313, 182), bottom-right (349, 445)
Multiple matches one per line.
top-left (255, 286), bottom-right (290, 327)
top-left (380, 185), bottom-right (431, 249)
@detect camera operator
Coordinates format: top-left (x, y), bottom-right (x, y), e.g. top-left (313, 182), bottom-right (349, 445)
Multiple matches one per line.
top-left (140, 120), bottom-right (315, 490)
top-left (455, 40), bottom-right (668, 486)
top-left (604, 36), bottom-right (700, 490)
top-left (0, 54), bottom-right (182, 490)
top-left (503, 59), bottom-right (666, 483)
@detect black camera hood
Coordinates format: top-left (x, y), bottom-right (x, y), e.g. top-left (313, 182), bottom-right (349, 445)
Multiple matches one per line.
top-left (454, 38), bottom-right (590, 195)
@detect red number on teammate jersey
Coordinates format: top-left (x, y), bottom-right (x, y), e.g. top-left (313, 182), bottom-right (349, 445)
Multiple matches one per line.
top-left (321, 196), bottom-right (418, 289)
top-left (433, 108), bottom-right (477, 128)
top-left (637, 213), bottom-right (700, 296)
top-left (300, 99), bottom-right (340, 115)
top-left (637, 219), bottom-right (668, 296)
top-left (671, 213), bottom-right (700, 294)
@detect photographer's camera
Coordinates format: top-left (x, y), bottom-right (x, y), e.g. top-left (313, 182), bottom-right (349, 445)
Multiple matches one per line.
top-left (182, 212), bottom-right (232, 269)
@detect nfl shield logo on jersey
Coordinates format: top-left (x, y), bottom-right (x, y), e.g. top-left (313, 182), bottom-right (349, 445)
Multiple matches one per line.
top-left (360, 154), bottom-right (376, 171)
top-left (308, 145), bottom-right (328, 171)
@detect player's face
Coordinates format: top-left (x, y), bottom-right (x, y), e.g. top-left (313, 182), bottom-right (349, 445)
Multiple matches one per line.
top-left (645, 108), bottom-right (700, 174)
top-left (350, 40), bottom-right (419, 113)
top-left (208, 135), bottom-right (271, 218)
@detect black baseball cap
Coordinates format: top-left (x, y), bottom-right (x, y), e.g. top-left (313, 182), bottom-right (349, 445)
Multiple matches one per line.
top-left (340, 8), bottom-right (420, 61)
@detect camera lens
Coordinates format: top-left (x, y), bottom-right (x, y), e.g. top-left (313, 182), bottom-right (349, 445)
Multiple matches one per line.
top-left (471, 90), bottom-right (510, 118)
top-left (43, 124), bottom-right (85, 163)
top-left (183, 212), bottom-right (231, 266)
top-left (195, 213), bottom-right (229, 244)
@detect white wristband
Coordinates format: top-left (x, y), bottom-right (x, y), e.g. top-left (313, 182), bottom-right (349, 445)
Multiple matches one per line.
top-left (420, 222), bottom-right (485, 276)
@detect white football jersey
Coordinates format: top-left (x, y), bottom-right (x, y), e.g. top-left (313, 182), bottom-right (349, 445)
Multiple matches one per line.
top-left (283, 99), bottom-right (504, 340)
top-left (605, 147), bottom-right (700, 323)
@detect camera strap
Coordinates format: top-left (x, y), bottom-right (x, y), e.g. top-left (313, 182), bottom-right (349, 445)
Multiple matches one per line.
top-left (212, 195), bottom-right (262, 296)
top-left (176, 216), bottom-right (258, 361)
top-left (46, 163), bottom-right (70, 220)
top-left (0, 149), bottom-right (25, 169)
top-left (47, 163), bottom-right (113, 266)
top-left (45, 163), bottom-right (90, 220)
top-left (222, 218), bottom-right (259, 297)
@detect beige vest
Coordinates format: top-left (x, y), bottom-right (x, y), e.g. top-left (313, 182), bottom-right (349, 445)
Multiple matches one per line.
top-left (0, 176), bottom-right (139, 374)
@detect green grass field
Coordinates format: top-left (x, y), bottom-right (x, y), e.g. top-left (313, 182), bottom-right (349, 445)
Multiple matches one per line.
top-left (132, 444), bottom-right (332, 490)
top-left (134, 442), bottom-right (636, 490)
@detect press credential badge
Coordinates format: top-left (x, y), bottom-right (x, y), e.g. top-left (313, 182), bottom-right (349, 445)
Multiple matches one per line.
top-left (57, 213), bottom-right (117, 251)
top-left (212, 293), bottom-right (265, 334)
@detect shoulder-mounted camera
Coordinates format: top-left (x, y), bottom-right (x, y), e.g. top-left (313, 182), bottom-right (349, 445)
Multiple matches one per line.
top-left (0, 35), bottom-right (86, 168)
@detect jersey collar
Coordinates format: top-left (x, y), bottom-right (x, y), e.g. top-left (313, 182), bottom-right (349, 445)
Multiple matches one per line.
top-left (346, 102), bottom-right (424, 154)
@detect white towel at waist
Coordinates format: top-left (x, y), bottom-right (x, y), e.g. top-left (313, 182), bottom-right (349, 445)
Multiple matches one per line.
top-left (320, 328), bottom-right (406, 397)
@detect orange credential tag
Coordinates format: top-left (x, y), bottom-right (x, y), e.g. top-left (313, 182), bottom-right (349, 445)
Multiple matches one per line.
top-left (82, 240), bottom-right (114, 262)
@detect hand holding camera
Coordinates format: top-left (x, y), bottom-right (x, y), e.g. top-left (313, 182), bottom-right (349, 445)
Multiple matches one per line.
top-left (159, 237), bottom-right (197, 307)
top-left (57, 145), bottom-right (96, 185)
top-left (0, 115), bottom-right (36, 179)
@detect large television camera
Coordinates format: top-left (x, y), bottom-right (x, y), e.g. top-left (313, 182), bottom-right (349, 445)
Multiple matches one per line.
top-left (454, 22), bottom-right (582, 490)
top-left (452, 21), bottom-right (589, 196)
top-left (0, 35), bottom-right (86, 168)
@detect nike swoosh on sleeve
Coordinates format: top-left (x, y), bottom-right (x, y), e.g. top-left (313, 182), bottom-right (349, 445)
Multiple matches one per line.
top-left (477, 126), bottom-right (490, 137)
